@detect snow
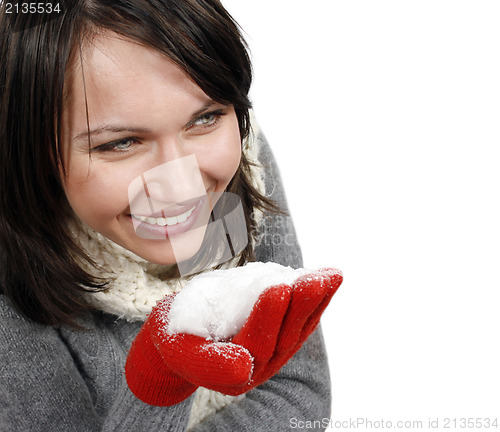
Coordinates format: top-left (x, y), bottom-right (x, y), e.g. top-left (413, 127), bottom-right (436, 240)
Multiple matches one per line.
top-left (166, 262), bottom-right (310, 341)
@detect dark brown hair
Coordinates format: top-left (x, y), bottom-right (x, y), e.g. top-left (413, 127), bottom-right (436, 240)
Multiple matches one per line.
top-left (0, 0), bottom-right (276, 327)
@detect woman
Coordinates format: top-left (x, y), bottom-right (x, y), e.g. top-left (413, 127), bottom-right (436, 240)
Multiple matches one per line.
top-left (0, 1), bottom-right (339, 430)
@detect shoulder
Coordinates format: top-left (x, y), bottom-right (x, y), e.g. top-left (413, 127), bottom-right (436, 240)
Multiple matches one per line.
top-left (0, 294), bottom-right (64, 358)
top-left (0, 294), bottom-right (44, 331)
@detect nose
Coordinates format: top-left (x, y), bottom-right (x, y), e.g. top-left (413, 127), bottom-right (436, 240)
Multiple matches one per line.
top-left (144, 137), bottom-right (205, 202)
top-left (146, 153), bottom-right (206, 200)
top-left (154, 137), bottom-right (186, 165)
top-left (128, 154), bottom-right (207, 216)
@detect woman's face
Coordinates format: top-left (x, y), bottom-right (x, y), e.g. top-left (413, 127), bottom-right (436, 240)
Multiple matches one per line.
top-left (61, 32), bottom-right (242, 265)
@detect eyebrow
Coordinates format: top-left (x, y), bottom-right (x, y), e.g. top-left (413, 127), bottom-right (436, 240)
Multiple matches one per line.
top-left (72, 100), bottom-right (217, 142)
top-left (73, 125), bottom-right (152, 142)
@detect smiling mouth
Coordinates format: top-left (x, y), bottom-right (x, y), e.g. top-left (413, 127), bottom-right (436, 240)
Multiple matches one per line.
top-left (131, 204), bottom-right (197, 227)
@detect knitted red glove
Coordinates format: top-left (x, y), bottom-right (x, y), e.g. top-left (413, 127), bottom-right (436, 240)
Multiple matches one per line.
top-left (125, 268), bottom-right (342, 405)
top-left (199, 267), bottom-right (343, 395)
top-left (124, 298), bottom-right (197, 406)
top-left (125, 293), bottom-right (253, 406)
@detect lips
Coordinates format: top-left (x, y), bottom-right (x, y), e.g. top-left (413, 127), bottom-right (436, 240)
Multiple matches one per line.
top-left (129, 196), bottom-right (208, 239)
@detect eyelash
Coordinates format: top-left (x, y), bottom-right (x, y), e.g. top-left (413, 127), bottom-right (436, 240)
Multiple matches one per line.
top-left (187, 109), bottom-right (226, 130)
top-left (93, 109), bottom-right (226, 153)
top-left (93, 137), bottom-right (140, 153)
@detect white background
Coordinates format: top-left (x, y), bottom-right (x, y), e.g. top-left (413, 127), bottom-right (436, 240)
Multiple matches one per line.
top-left (224, 1), bottom-right (500, 429)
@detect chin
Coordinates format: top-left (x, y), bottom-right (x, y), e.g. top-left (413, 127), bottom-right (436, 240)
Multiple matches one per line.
top-left (133, 231), bottom-right (207, 267)
top-left (129, 244), bottom-right (176, 266)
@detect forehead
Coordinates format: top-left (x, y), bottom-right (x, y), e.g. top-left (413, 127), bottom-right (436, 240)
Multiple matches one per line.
top-left (66, 31), bottom-right (197, 99)
top-left (62, 31), bottom-right (209, 136)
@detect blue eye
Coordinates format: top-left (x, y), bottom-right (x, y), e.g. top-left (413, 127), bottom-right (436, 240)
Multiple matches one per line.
top-left (188, 109), bottom-right (226, 131)
top-left (94, 137), bottom-right (138, 152)
top-left (193, 113), bottom-right (217, 126)
top-left (113, 138), bottom-right (134, 150)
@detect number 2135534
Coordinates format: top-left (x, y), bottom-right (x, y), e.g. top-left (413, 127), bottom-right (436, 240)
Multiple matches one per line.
top-left (4, 3), bottom-right (61, 14)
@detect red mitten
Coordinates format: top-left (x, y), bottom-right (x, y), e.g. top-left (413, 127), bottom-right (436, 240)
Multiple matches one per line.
top-left (125, 293), bottom-right (254, 406)
top-left (126, 267), bottom-right (342, 405)
top-left (205, 267), bottom-right (343, 395)
top-left (125, 294), bottom-right (197, 406)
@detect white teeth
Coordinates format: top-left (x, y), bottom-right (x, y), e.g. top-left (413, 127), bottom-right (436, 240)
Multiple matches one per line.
top-left (133, 205), bottom-right (196, 227)
top-left (166, 216), bottom-right (177, 225)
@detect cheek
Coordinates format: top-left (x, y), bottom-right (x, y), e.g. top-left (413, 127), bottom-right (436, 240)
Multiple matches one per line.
top-left (201, 123), bottom-right (242, 188)
top-left (218, 138), bottom-right (242, 183)
top-left (63, 161), bottom-right (133, 223)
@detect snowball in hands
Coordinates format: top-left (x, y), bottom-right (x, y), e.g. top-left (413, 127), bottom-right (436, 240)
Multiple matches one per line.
top-left (166, 262), bottom-right (310, 341)
top-left (125, 263), bottom-right (342, 406)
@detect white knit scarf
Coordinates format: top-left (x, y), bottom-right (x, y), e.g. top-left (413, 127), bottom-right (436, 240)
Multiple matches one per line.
top-left (72, 118), bottom-right (264, 429)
